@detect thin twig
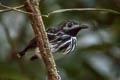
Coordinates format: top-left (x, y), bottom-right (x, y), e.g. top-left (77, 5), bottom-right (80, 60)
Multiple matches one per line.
top-left (44, 8), bottom-right (120, 17)
top-left (0, 3), bottom-right (24, 9)
top-left (0, 3), bottom-right (42, 17)
top-left (0, 3), bottom-right (120, 18)
top-left (0, 3), bottom-right (24, 12)
top-left (0, 3), bottom-right (36, 15)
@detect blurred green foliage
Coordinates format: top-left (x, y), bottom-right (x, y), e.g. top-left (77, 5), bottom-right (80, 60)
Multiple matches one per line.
top-left (0, 0), bottom-right (120, 80)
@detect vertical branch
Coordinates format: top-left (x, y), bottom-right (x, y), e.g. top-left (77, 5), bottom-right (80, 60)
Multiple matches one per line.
top-left (24, 0), bottom-right (59, 80)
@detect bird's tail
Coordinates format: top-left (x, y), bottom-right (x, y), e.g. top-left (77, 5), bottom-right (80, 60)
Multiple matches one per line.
top-left (16, 49), bottom-right (27, 59)
top-left (16, 37), bottom-right (37, 59)
top-left (16, 44), bottom-right (31, 59)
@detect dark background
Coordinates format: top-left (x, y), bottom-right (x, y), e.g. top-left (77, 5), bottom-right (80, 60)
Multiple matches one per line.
top-left (0, 0), bottom-right (120, 80)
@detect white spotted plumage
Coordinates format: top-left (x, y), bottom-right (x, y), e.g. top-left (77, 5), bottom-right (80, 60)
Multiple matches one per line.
top-left (18, 20), bottom-right (88, 60)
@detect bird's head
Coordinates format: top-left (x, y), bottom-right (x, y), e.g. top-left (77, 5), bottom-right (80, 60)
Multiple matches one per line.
top-left (59, 20), bottom-right (88, 36)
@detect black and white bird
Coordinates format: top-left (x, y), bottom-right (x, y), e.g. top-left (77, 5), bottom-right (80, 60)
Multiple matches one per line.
top-left (17, 20), bottom-right (88, 60)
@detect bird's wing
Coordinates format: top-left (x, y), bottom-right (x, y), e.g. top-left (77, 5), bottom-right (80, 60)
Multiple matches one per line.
top-left (46, 27), bottom-right (59, 41)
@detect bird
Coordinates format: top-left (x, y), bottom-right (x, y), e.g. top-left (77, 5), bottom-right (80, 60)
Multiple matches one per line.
top-left (17, 20), bottom-right (88, 60)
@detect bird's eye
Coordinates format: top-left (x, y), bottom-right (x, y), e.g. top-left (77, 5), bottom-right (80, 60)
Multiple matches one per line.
top-left (67, 23), bottom-right (72, 27)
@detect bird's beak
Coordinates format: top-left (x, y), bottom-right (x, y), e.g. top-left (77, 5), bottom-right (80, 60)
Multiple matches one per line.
top-left (80, 24), bottom-right (88, 29)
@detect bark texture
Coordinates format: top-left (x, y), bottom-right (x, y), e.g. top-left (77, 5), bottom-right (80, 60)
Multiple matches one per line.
top-left (24, 0), bottom-right (59, 80)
